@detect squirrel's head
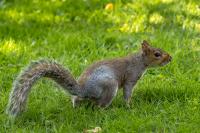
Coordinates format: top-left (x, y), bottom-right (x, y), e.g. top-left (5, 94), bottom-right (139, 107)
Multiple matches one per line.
top-left (141, 40), bottom-right (172, 67)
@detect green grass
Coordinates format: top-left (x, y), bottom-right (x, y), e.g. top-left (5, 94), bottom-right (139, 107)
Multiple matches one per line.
top-left (0, 0), bottom-right (200, 132)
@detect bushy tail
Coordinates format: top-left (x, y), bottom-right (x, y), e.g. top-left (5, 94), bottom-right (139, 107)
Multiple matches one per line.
top-left (7, 60), bottom-right (84, 116)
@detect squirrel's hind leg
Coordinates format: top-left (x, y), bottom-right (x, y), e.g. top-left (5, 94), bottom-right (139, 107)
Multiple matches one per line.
top-left (96, 79), bottom-right (118, 108)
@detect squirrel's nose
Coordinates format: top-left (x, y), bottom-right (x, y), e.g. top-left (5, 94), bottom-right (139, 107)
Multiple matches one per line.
top-left (169, 56), bottom-right (172, 62)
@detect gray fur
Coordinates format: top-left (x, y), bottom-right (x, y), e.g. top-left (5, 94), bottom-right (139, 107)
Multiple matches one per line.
top-left (7, 60), bottom-right (85, 116)
top-left (84, 66), bottom-right (116, 98)
top-left (82, 66), bottom-right (118, 107)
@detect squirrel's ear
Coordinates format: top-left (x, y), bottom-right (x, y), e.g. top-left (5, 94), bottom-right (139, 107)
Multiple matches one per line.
top-left (141, 40), bottom-right (150, 47)
top-left (141, 40), bottom-right (151, 55)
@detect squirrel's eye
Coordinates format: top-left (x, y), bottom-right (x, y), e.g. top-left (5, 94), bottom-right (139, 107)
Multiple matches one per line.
top-left (154, 52), bottom-right (161, 57)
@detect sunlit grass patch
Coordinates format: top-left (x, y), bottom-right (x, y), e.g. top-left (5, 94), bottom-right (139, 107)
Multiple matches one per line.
top-left (191, 39), bottom-right (200, 52)
top-left (185, 2), bottom-right (200, 16)
top-left (195, 23), bottom-right (200, 32)
top-left (161, 0), bottom-right (174, 4)
top-left (119, 15), bottom-right (147, 33)
top-left (4, 8), bottom-right (65, 24)
top-left (0, 38), bottom-right (23, 56)
top-left (149, 13), bottom-right (164, 24)
top-left (182, 19), bottom-right (200, 31)
top-left (4, 9), bottom-right (25, 24)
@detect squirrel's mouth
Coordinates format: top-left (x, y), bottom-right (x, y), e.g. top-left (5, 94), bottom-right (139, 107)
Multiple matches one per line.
top-left (161, 61), bottom-right (169, 66)
top-left (161, 56), bottom-right (172, 66)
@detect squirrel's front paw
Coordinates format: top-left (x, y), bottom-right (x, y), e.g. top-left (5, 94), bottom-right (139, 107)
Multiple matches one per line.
top-left (126, 103), bottom-right (131, 108)
top-left (124, 99), bottom-right (132, 109)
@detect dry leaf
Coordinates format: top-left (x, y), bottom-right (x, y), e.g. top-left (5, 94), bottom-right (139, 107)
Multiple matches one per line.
top-left (83, 127), bottom-right (102, 133)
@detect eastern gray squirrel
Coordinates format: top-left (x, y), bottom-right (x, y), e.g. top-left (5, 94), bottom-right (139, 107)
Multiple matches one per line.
top-left (7, 40), bottom-right (172, 116)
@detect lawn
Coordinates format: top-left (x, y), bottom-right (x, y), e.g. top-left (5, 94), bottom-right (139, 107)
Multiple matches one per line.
top-left (0, 0), bottom-right (200, 132)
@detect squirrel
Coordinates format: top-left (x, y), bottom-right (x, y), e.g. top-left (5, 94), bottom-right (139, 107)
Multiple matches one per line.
top-left (7, 40), bottom-right (172, 117)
